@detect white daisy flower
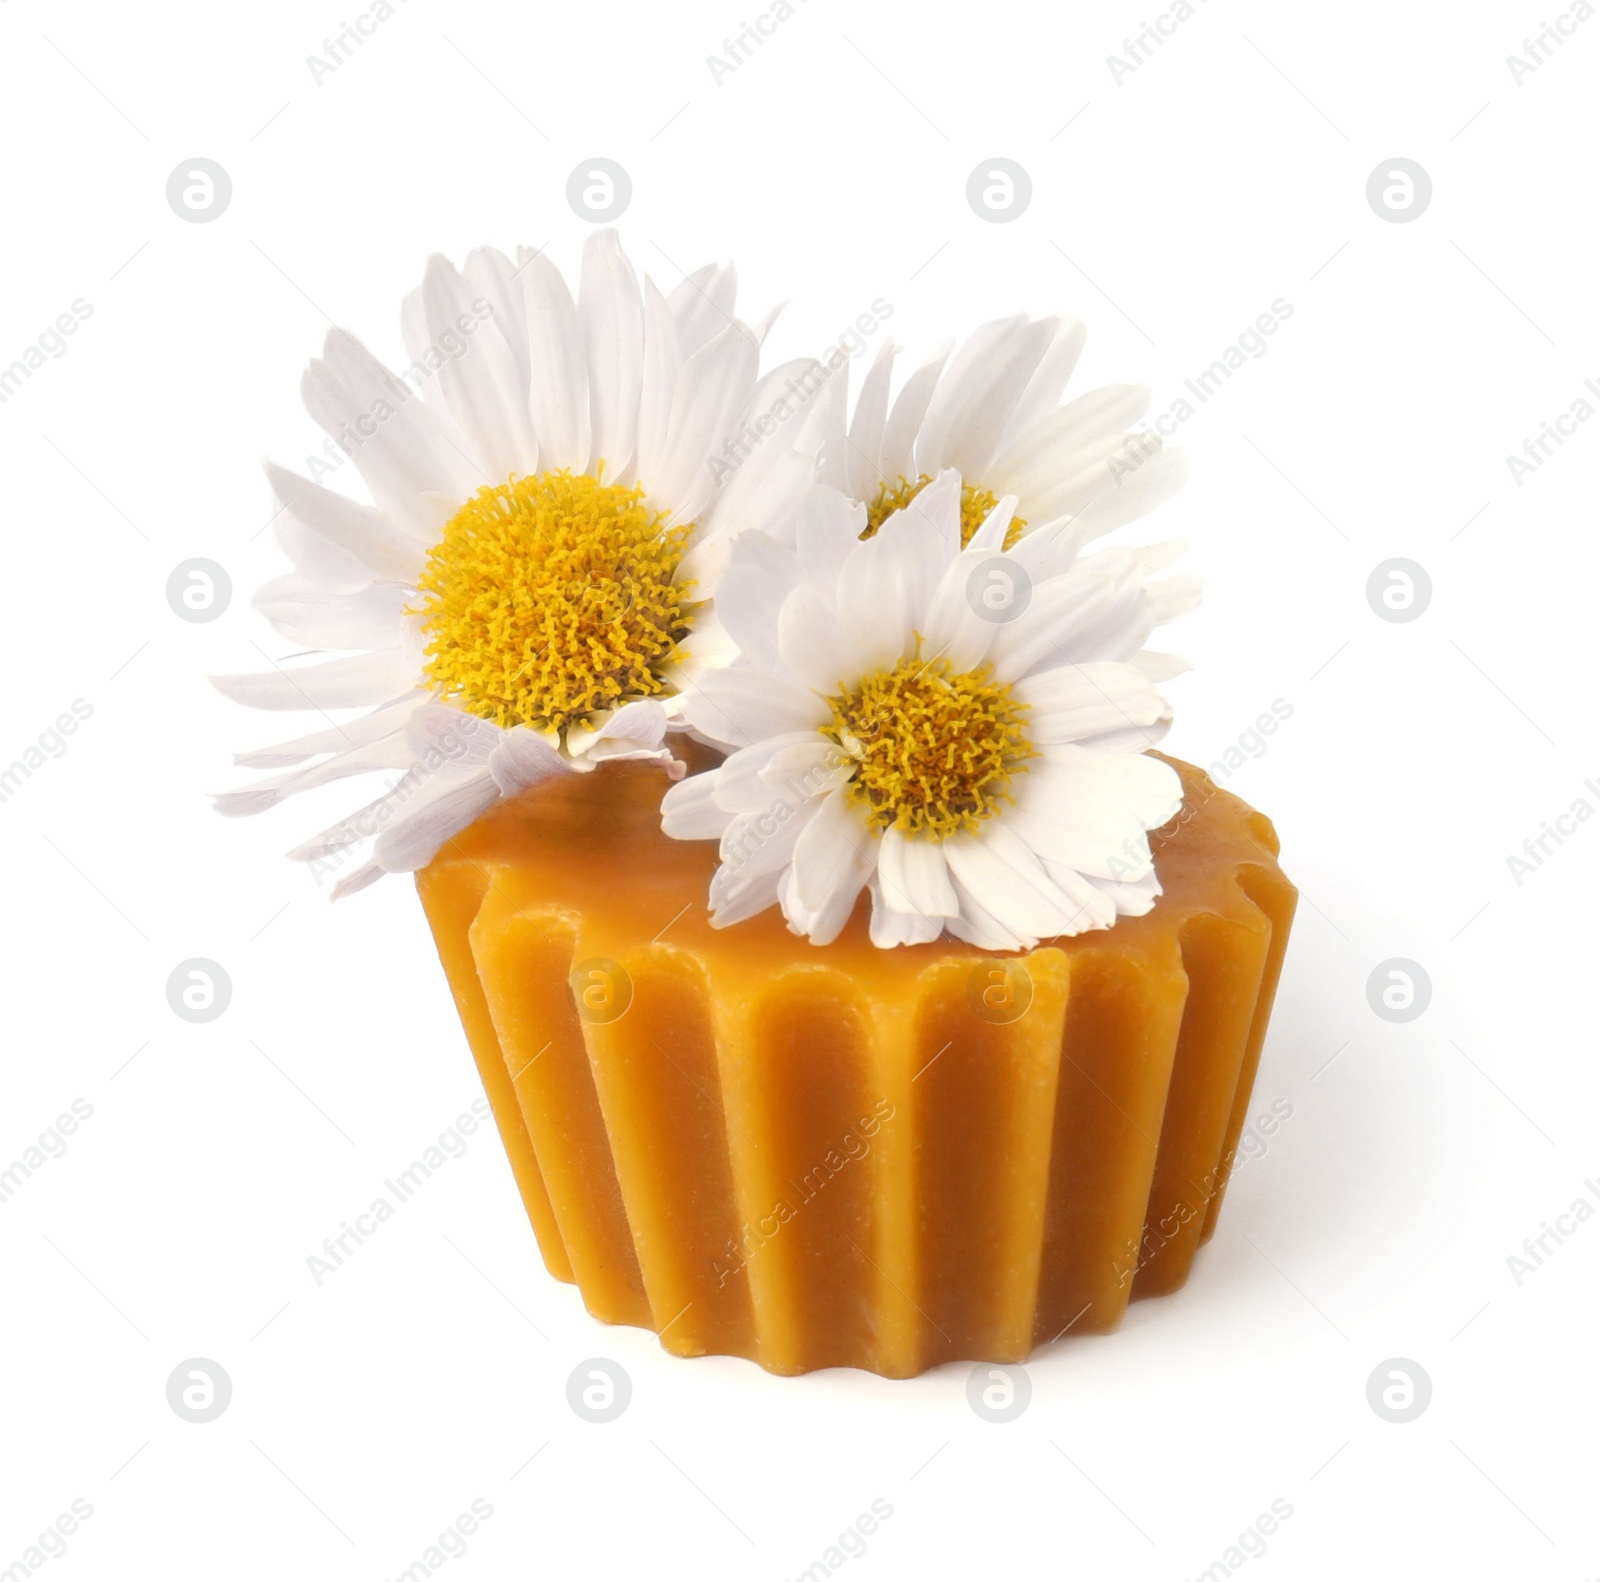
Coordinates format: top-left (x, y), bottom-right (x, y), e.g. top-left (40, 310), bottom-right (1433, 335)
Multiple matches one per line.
top-left (660, 470), bottom-right (1200, 949)
top-left (213, 231), bottom-right (817, 896)
top-left (818, 312), bottom-right (1184, 556)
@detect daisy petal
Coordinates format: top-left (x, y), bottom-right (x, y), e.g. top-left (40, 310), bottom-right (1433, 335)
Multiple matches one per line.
top-left (667, 262), bottom-right (737, 359)
top-left (373, 769), bottom-right (501, 872)
top-left (581, 229), bottom-right (644, 480)
top-left (211, 648), bottom-right (420, 711)
top-left (880, 340), bottom-right (952, 479)
top-left (1012, 661), bottom-right (1169, 744)
top-left (235, 694), bottom-right (422, 769)
top-left (652, 321), bottom-right (760, 523)
top-left (787, 786), bottom-right (874, 944)
top-left (422, 253), bottom-right (537, 480)
top-left (488, 727), bottom-right (571, 796)
top-left (661, 771), bottom-right (733, 841)
top-left (264, 462), bottom-right (424, 586)
top-left (878, 826), bottom-right (958, 917)
top-left (846, 339), bottom-right (897, 499)
top-left (868, 875), bottom-right (945, 947)
top-left (253, 575), bottom-right (409, 651)
top-left (519, 246), bottom-right (590, 473)
top-left (682, 665), bottom-right (829, 751)
top-left (1002, 318), bottom-right (1087, 446)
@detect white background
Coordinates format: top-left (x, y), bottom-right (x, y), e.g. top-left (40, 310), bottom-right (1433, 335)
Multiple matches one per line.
top-left (2, 0), bottom-right (1596, 1576)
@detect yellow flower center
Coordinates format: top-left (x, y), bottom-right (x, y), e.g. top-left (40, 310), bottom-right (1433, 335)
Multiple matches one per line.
top-left (415, 471), bottom-right (692, 733)
top-left (861, 474), bottom-right (1025, 548)
top-left (824, 656), bottom-right (1034, 839)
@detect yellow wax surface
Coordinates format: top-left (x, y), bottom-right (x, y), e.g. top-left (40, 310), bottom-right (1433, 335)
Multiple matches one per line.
top-left (418, 753), bottom-right (1296, 1377)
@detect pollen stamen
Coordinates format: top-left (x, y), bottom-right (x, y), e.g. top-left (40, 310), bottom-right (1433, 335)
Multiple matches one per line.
top-left (824, 655), bottom-right (1034, 839)
top-left (414, 470), bottom-right (692, 733)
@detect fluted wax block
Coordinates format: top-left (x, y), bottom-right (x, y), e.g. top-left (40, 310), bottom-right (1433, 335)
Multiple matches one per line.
top-left (416, 755), bottom-right (1296, 1378)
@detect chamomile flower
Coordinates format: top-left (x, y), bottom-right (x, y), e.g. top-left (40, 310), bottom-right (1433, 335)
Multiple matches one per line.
top-left (213, 231), bottom-right (812, 895)
top-left (660, 471), bottom-right (1199, 949)
top-left (823, 313), bottom-right (1184, 556)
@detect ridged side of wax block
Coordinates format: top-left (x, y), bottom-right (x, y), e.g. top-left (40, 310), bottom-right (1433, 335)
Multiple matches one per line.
top-left (417, 761), bottom-right (1298, 1377)
top-left (1199, 845), bottom-right (1299, 1244)
top-left (714, 967), bottom-right (888, 1376)
top-left (1131, 905), bottom-right (1272, 1298)
top-left (1033, 937), bottom-right (1189, 1344)
top-left (581, 946), bottom-right (757, 1362)
top-left (1132, 815), bottom-right (1299, 1298)
top-left (907, 954), bottom-right (1069, 1372)
top-left (414, 862), bottom-right (572, 1284)
top-left (467, 892), bottom-right (651, 1328)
